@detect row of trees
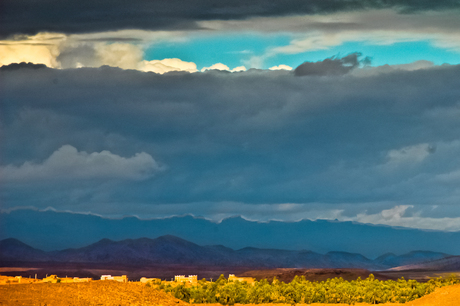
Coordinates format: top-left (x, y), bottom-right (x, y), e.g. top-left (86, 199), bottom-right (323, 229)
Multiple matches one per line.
top-left (159, 274), bottom-right (459, 305)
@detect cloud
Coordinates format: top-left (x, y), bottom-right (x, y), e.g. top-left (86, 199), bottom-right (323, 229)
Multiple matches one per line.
top-left (269, 65), bottom-right (293, 71)
top-left (202, 9), bottom-right (460, 56)
top-left (294, 52), bottom-right (367, 76)
top-left (200, 63), bottom-right (246, 72)
top-left (0, 145), bottom-right (161, 182)
top-left (350, 205), bottom-right (460, 231)
top-left (3, 8), bottom-right (460, 73)
top-left (0, 62), bottom-right (47, 71)
top-left (140, 58), bottom-right (198, 74)
top-left (94, 43), bottom-right (143, 69)
top-left (0, 31), bottom-right (187, 69)
top-left (385, 143), bottom-right (436, 166)
top-left (56, 41), bottom-right (146, 69)
top-left (0, 33), bottom-right (63, 67)
top-left (231, 66), bottom-right (247, 72)
top-left (2, 1), bottom-right (460, 37)
top-left (351, 60), bottom-right (436, 77)
top-left (2, 64), bottom-right (460, 224)
top-left (201, 63), bottom-right (231, 72)
top-left (0, 32), bottom-right (242, 73)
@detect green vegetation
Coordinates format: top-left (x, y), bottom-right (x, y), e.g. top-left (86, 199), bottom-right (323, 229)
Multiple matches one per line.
top-left (161, 274), bottom-right (459, 305)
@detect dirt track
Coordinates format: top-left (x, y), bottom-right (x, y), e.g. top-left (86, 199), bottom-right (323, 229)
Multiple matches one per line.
top-left (1, 282), bottom-right (459, 306)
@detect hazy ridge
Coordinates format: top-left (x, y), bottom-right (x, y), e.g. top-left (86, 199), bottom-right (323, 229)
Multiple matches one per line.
top-left (1, 235), bottom-right (456, 271)
top-left (2, 209), bottom-right (460, 258)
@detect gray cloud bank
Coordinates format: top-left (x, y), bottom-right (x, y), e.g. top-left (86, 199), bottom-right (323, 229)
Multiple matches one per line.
top-left (294, 53), bottom-right (370, 76)
top-left (2, 64), bottom-right (460, 227)
top-left (2, 0), bottom-right (460, 37)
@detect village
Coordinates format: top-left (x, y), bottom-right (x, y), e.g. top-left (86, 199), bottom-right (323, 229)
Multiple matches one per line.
top-left (0, 273), bottom-right (255, 286)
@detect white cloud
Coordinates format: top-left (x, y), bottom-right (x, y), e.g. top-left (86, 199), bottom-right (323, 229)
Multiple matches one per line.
top-left (139, 58), bottom-right (198, 74)
top-left (231, 66), bottom-right (247, 72)
top-left (269, 65), bottom-right (293, 71)
top-left (0, 145), bottom-right (161, 182)
top-left (200, 63), bottom-right (247, 72)
top-left (201, 63), bottom-right (231, 72)
top-left (0, 30), bottom-right (187, 70)
top-left (350, 205), bottom-right (460, 231)
top-left (0, 31), bottom-right (249, 74)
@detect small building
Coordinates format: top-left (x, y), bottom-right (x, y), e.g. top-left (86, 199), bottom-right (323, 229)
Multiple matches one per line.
top-left (42, 275), bottom-right (59, 283)
top-left (101, 275), bottom-right (128, 282)
top-left (174, 275), bottom-right (198, 285)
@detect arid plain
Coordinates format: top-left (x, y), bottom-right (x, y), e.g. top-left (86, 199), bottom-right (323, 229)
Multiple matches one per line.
top-left (1, 280), bottom-right (460, 306)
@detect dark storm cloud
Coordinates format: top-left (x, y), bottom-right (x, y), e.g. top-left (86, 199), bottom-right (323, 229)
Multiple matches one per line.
top-left (2, 64), bottom-right (460, 222)
top-left (0, 62), bottom-right (47, 71)
top-left (294, 53), bottom-right (369, 76)
top-left (1, 0), bottom-right (460, 37)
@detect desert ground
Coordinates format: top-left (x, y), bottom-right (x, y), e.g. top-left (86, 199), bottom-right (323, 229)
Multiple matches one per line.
top-left (1, 280), bottom-right (460, 306)
top-left (0, 281), bottom-right (189, 306)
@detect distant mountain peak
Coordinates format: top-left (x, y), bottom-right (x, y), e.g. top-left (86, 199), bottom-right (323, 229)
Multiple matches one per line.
top-left (0, 237), bottom-right (32, 247)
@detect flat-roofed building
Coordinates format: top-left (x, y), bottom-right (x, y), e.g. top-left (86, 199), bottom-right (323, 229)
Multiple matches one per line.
top-left (101, 275), bottom-right (128, 282)
top-left (174, 275), bottom-right (198, 285)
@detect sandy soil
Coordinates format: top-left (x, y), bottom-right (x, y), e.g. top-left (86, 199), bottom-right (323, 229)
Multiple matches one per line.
top-left (0, 281), bottom-right (189, 306)
top-left (1, 281), bottom-right (459, 306)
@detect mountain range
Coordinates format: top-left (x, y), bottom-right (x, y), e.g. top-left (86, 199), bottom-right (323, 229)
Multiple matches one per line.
top-left (390, 255), bottom-right (460, 272)
top-left (1, 209), bottom-right (460, 258)
top-left (1, 236), bottom-right (456, 271)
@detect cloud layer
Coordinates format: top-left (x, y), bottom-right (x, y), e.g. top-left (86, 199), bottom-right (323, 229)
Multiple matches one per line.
top-left (2, 9), bottom-right (459, 72)
top-left (2, 64), bottom-right (460, 229)
top-left (2, 0), bottom-right (460, 37)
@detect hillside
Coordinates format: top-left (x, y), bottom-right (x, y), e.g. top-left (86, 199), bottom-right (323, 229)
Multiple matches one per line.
top-left (1, 236), bottom-right (455, 272)
top-left (375, 251), bottom-right (451, 267)
top-left (391, 255), bottom-right (460, 271)
top-left (2, 209), bottom-right (460, 258)
top-left (0, 238), bottom-right (51, 262)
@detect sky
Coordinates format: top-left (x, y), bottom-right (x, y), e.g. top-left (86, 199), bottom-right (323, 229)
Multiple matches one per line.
top-left (1, 0), bottom-right (460, 232)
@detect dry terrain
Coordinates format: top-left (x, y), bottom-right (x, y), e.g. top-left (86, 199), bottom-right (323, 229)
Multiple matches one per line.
top-left (1, 281), bottom-right (460, 306)
top-left (0, 280), bottom-right (189, 306)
